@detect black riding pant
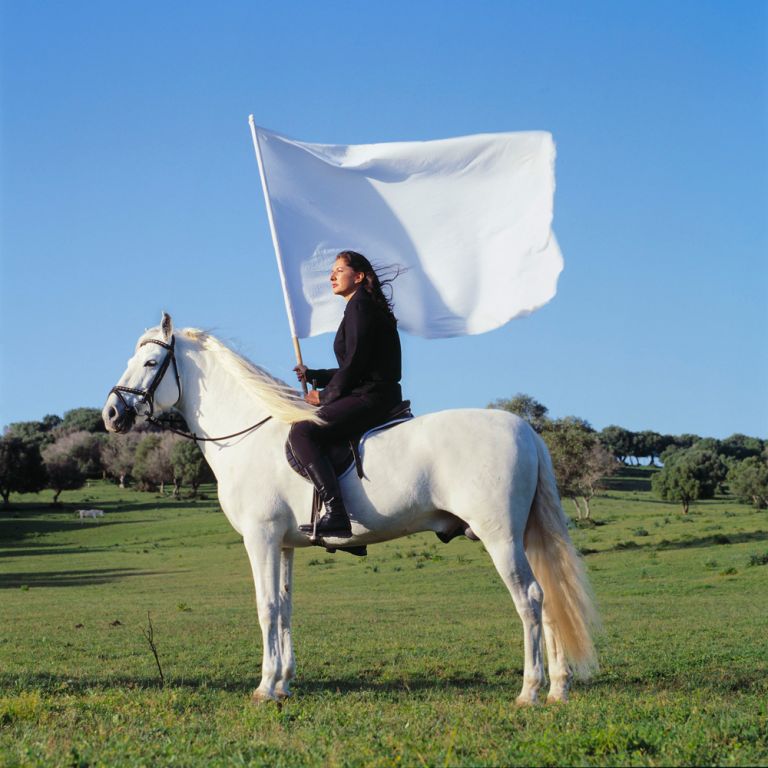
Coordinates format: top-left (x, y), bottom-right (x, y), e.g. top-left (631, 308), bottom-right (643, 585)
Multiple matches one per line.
top-left (288, 394), bottom-right (391, 469)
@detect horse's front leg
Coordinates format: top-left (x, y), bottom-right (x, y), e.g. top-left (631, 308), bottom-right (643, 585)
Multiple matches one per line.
top-left (243, 531), bottom-right (283, 703)
top-left (274, 547), bottom-right (295, 700)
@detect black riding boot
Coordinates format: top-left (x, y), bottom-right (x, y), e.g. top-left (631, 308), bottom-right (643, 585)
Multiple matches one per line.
top-left (298, 458), bottom-right (352, 538)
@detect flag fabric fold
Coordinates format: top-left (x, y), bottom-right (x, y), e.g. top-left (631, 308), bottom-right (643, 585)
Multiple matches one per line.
top-left (251, 123), bottom-right (563, 339)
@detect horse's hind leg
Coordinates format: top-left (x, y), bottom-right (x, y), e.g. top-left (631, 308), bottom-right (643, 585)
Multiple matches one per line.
top-left (484, 537), bottom-right (546, 705)
top-left (274, 547), bottom-right (295, 700)
top-left (542, 610), bottom-right (573, 702)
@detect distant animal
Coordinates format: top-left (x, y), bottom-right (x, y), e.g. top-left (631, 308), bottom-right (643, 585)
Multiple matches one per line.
top-left (77, 509), bottom-right (104, 520)
top-left (102, 313), bottom-right (599, 705)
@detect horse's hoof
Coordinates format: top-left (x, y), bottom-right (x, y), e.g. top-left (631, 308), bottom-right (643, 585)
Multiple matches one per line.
top-left (251, 688), bottom-right (279, 704)
top-left (515, 693), bottom-right (541, 707)
top-left (547, 692), bottom-right (569, 704)
top-left (274, 688), bottom-right (292, 701)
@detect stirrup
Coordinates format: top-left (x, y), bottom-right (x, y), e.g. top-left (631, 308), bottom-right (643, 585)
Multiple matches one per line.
top-left (299, 517), bottom-right (352, 539)
top-left (298, 523), bottom-right (353, 539)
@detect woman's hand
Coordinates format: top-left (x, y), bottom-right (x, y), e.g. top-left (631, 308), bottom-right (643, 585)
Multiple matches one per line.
top-left (293, 364), bottom-right (308, 383)
top-left (304, 390), bottom-right (321, 406)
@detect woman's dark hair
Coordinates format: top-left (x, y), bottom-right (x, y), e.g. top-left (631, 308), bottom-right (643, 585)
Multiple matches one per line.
top-left (336, 250), bottom-right (399, 325)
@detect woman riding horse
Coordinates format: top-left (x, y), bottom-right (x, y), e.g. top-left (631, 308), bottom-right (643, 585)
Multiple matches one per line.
top-left (290, 250), bottom-right (402, 538)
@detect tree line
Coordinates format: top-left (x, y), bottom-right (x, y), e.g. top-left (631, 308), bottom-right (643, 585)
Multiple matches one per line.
top-left (488, 394), bottom-right (768, 515)
top-left (2, 400), bottom-right (766, 515)
top-left (0, 408), bottom-right (213, 505)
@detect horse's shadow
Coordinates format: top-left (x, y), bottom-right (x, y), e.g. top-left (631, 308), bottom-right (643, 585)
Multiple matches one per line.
top-left (0, 567), bottom-right (185, 589)
top-left (0, 671), bottom-right (523, 697)
top-left (291, 672), bottom-right (521, 696)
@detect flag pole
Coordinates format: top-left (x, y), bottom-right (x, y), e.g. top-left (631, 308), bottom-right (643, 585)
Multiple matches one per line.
top-left (248, 116), bottom-right (308, 395)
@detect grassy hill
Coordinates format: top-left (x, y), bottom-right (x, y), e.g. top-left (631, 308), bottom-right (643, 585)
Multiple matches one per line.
top-left (1, 472), bottom-right (766, 766)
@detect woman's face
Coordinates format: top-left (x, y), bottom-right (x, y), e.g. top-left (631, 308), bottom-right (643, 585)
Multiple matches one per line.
top-left (330, 258), bottom-right (364, 299)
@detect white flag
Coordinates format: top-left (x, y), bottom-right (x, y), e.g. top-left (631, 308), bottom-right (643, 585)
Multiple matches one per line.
top-left (250, 121), bottom-right (563, 339)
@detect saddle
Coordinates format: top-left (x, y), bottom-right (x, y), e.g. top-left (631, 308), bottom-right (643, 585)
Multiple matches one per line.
top-left (285, 400), bottom-right (413, 483)
top-left (285, 400), bottom-right (413, 557)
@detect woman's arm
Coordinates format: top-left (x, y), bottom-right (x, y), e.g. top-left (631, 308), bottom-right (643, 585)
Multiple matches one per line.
top-left (305, 368), bottom-right (337, 388)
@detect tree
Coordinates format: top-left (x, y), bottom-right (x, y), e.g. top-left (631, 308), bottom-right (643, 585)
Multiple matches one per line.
top-left (691, 448), bottom-right (728, 493)
top-left (132, 435), bottom-right (161, 491)
top-left (0, 436), bottom-right (47, 504)
top-left (660, 443), bottom-right (682, 466)
top-left (49, 431), bottom-right (104, 479)
top-left (541, 418), bottom-right (593, 505)
top-left (652, 460), bottom-right (701, 514)
top-left (692, 437), bottom-right (722, 455)
top-left (720, 434), bottom-right (764, 462)
top-left (171, 441), bottom-right (214, 497)
top-left (634, 430), bottom-right (670, 466)
top-left (147, 435), bottom-right (178, 494)
top-left (4, 416), bottom-right (61, 448)
top-left (576, 443), bottom-right (619, 518)
top-left (672, 433), bottom-right (701, 450)
top-left (58, 407), bottom-right (106, 435)
top-left (599, 425), bottom-right (635, 465)
top-left (41, 442), bottom-right (85, 503)
top-left (541, 417), bottom-right (616, 520)
top-left (488, 393), bottom-right (549, 433)
top-left (652, 447), bottom-right (727, 513)
top-left (728, 457), bottom-right (768, 509)
top-left (41, 414), bottom-right (63, 431)
top-left (133, 434), bottom-right (177, 493)
top-left (102, 432), bottom-right (141, 487)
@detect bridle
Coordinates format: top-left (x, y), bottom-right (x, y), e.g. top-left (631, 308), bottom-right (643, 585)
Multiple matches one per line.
top-left (110, 335), bottom-right (272, 443)
top-left (111, 336), bottom-right (182, 421)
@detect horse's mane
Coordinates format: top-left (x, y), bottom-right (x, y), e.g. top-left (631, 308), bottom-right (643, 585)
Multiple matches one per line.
top-left (141, 327), bottom-right (323, 425)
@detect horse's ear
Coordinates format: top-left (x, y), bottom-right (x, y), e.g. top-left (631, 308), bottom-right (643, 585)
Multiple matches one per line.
top-left (161, 312), bottom-right (173, 341)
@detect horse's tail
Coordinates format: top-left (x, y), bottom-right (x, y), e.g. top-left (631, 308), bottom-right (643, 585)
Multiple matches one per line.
top-left (524, 433), bottom-right (599, 679)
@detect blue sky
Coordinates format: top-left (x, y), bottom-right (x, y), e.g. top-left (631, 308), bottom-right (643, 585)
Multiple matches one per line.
top-left (1, 0), bottom-right (766, 439)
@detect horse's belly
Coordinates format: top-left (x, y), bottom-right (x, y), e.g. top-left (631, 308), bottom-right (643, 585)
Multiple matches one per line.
top-left (338, 408), bottom-right (533, 540)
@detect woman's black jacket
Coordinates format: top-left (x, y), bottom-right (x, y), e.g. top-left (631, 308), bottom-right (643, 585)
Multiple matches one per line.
top-left (305, 288), bottom-right (402, 407)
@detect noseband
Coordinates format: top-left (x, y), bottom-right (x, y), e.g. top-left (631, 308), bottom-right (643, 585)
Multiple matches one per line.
top-left (110, 336), bottom-right (182, 420)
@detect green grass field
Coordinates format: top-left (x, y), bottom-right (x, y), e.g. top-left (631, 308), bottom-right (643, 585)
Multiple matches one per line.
top-left (1, 469), bottom-right (767, 766)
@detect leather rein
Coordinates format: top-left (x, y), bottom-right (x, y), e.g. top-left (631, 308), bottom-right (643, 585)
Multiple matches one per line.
top-left (110, 335), bottom-right (272, 443)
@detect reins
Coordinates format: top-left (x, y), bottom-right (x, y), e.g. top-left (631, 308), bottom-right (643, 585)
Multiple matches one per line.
top-left (146, 413), bottom-right (273, 443)
top-left (111, 334), bottom-right (273, 443)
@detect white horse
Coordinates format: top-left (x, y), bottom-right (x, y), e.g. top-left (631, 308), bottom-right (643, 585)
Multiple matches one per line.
top-left (103, 313), bottom-right (598, 705)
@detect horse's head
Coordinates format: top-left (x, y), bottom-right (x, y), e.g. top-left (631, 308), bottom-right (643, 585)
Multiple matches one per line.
top-left (102, 312), bottom-right (183, 433)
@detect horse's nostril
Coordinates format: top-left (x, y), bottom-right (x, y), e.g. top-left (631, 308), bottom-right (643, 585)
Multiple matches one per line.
top-left (108, 405), bottom-right (117, 420)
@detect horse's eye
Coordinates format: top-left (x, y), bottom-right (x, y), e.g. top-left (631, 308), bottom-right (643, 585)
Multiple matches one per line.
top-left (145, 360), bottom-right (158, 368)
